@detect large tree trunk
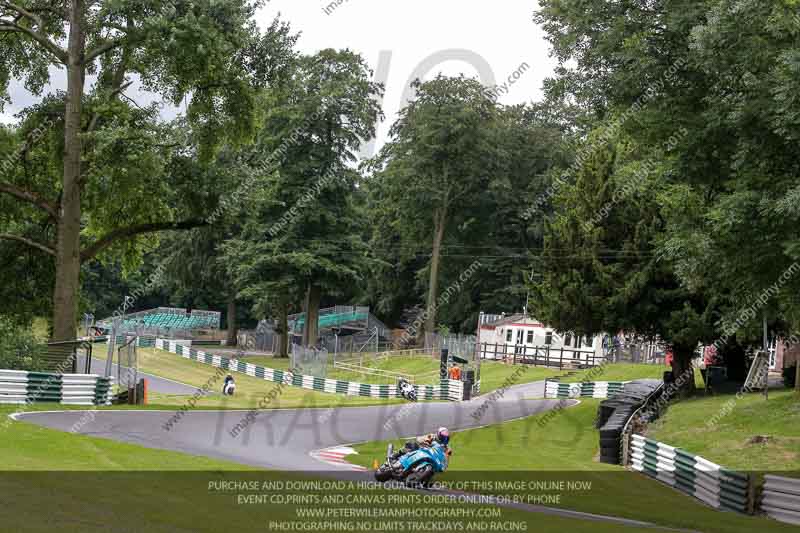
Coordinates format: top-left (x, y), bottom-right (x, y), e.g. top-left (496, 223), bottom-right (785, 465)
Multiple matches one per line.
top-left (277, 303), bottom-right (289, 358)
top-left (671, 343), bottom-right (697, 398)
top-left (424, 208), bottom-right (447, 339)
top-left (226, 297), bottom-right (237, 346)
top-left (302, 284), bottom-right (321, 347)
top-left (52, 2), bottom-right (85, 342)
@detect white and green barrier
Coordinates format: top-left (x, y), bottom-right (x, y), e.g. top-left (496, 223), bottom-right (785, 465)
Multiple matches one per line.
top-left (545, 380), bottom-right (627, 399)
top-left (155, 339), bottom-right (463, 401)
top-left (630, 434), bottom-right (750, 513)
top-left (761, 475), bottom-right (800, 526)
top-left (0, 369), bottom-right (113, 406)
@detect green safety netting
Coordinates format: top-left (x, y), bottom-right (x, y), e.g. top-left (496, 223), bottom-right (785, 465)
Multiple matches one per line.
top-left (118, 313), bottom-right (217, 331)
top-left (292, 311), bottom-right (368, 332)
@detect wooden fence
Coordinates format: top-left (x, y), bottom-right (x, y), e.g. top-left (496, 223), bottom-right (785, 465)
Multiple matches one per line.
top-left (479, 342), bottom-right (605, 368)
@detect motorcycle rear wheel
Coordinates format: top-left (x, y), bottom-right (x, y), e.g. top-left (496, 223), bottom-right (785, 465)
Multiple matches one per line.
top-left (374, 466), bottom-right (393, 482)
top-left (405, 464), bottom-right (434, 488)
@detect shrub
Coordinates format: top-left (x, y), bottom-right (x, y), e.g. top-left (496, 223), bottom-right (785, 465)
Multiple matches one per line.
top-left (783, 365), bottom-right (797, 389)
top-left (0, 317), bottom-right (46, 371)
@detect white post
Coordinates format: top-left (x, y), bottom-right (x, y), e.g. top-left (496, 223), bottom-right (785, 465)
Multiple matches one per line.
top-left (763, 313), bottom-right (769, 400)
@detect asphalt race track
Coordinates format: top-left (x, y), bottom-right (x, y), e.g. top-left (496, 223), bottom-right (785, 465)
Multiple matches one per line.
top-left (15, 380), bottom-right (560, 471)
top-left (12, 380), bottom-right (696, 531)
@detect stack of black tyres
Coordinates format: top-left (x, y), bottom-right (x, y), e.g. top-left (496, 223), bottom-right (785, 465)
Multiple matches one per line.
top-left (597, 379), bottom-right (663, 464)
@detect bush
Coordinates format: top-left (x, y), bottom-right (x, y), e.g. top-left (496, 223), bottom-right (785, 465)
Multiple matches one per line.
top-left (783, 364), bottom-right (797, 389)
top-left (0, 317), bottom-right (46, 371)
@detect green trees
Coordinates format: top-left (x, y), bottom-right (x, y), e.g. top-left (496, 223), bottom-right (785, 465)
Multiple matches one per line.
top-left (225, 49), bottom-right (382, 351)
top-left (368, 76), bottom-right (499, 337)
top-left (532, 0), bottom-right (800, 390)
top-left (531, 129), bottom-right (713, 392)
top-left (0, 2), bottom-right (294, 340)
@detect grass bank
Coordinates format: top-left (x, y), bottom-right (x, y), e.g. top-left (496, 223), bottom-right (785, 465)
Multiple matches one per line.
top-left (104, 347), bottom-right (403, 409)
top-left (347, 400), bottom-right (795, 533)
top-left (0, 406), bottom-right (647, 533)
top-left (647, 388), bottom-right (800, 471)
top-left (101, 345), bottom-right (563, 407)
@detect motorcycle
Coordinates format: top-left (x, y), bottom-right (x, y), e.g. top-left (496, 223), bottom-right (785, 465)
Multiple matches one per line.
top-left (397, 378), bottom-right (417, 402)
top-left (222, 376), bottom-right (236, 396)
top-left (374, 441), bottom-right (450, 487)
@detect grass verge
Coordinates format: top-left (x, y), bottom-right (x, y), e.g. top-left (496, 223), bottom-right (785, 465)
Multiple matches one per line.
top-left (0, 405), bottom-right (650, 533)
top-left (347, 400), bottom-right (796, 533)
top-left (647, 388), bottom-right (800, 471)
top-left (104, 347), bottom-right (403, 409)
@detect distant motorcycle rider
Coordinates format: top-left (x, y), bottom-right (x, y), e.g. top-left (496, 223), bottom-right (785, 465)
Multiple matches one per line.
top-left (222, 375), bottom-right (236, 396)
top-left (390, 427), bottom-right (450, 462)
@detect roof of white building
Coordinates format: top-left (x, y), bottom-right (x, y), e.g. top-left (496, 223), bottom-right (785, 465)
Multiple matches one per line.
top-left (481, 314), bottom-right (544, 328)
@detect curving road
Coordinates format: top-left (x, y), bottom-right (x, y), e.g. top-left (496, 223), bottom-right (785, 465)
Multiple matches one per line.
top-left (11, 380), bottom-right (696, 531)
top-left (14, 380), bottom-right (559, 471)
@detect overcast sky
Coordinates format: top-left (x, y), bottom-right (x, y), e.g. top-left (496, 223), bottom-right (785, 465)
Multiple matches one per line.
top-left (1, 1), bottom-right (556, 157)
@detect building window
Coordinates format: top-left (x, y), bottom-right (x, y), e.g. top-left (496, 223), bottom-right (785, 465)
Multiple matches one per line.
top-left (526, 331), bottom-right (534, 344)
top-left (506, 329), bottom-right (513, 342)
top-left (564, 333), bottom-right (572, 347)
top-left (576, 336), bottom-right (582, 349)
top-left (585, 336), bottom-right (592, 348)
top-left (544, 331), bottom-right (553, 345)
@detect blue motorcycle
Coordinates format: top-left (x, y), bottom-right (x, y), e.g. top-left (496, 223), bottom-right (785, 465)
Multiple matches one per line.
top-left (374, 441), bottom-right (450, 487)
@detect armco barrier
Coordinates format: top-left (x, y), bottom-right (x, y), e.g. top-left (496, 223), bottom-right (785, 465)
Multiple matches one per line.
top-left (544, 380), bottom-right (627, 399)
top-left (630, 434), bottom-right (750, 513)
top-left (155, 339), bottom-right (463, 401)
top-left (0, 369), bottom-right (113, 405)
top-left (761, 474), bottom-right (800, 525)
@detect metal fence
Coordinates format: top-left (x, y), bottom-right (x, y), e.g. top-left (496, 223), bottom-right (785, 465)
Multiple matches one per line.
top-left (320, 329), bottom-right (395, 357)
top-left (237, 320), bottom-right (281, 352)
top-left (290, 344), bottom-right (328, 378)
top-left (606, 339), bottom-right (667, 365)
